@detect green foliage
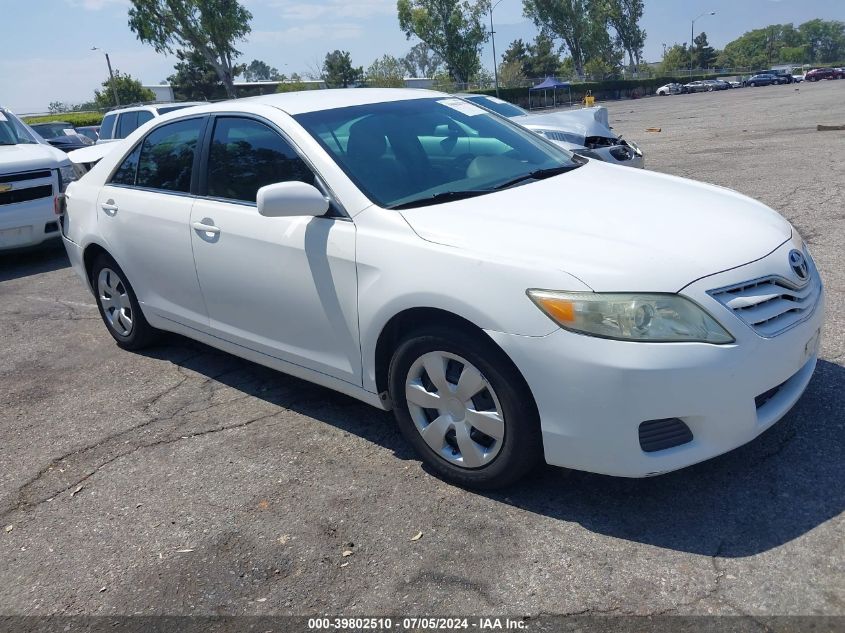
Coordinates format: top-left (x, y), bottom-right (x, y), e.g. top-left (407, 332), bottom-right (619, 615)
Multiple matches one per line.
top-left (718, 20), bottom-right (844, 68)
top-left (24, 112), bottom-right (104, 126)
top-left (366, 55), bottom-right (406, 87)
top-left (523, 0), bottom-right (601, 77)
top-left (402, 41), bottom-right (443, 77)
top-left (128, 0), bottom-right (252, 98)
top-left (275, 74), bottom-right (318, 93)
top-left (497, 59), bottom-right (527, 87)
top-left (93, 70), bottom-right (156, 109)
top-left (243, 59), bottom-right (282, 82)
top-left (168, 48), bottom-right (228, 100)
top-left (397, 0), bottom-right (490, 83)
top-left (660, 43), bottom-right (688, 73)
top-left (600, 0), bottom-right (645, 70)
top-left (323, 50), bottom-right (363, 88)
top-left (692, 32), bottom-right (717, 69)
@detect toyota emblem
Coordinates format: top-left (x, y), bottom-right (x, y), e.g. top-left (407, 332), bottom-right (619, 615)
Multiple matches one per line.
top-left (789, 249), bottom-right (809, 281)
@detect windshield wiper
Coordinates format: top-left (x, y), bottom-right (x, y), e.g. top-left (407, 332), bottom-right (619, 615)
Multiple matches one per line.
top-left (388, 189), bottom-right (493, 210)
top-left (493, 164), bottom-right (581, 190)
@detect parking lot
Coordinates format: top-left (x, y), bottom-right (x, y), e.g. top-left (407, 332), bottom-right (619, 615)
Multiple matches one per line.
top-left (0, 81), bottom-right (843, 618)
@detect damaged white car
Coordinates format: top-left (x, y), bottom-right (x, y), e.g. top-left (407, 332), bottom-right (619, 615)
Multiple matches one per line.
top-left (461, 94), bottom-right (643, 168)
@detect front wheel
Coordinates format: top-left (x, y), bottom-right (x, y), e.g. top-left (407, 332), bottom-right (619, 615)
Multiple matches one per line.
top-left (92, 253), bottom-right (158, 350)
top-left (388, 328), bottom-right (543, 489)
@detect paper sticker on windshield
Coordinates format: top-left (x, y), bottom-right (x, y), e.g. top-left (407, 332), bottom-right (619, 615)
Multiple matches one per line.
top-left (437, 98), bottom-right (486, 116)
top-left (64, 128), bottom-right (76, 136)
top-left (488, 97), bottom-right (508, 104)
top-left (0, 112), bottom-right (7, 122)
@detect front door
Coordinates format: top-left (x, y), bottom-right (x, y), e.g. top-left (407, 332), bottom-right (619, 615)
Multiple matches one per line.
top-left (189, 116), bottom-right (361, 384)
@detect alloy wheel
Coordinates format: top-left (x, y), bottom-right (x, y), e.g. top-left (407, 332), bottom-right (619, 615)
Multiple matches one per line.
top-left (97, 267), bottom-right (134, 337)
top-left (404, 351), bottom-right (505, 469)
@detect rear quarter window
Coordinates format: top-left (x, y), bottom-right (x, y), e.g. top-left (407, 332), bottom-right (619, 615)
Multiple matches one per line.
top-left (100, 114), bottom-right (117, 140)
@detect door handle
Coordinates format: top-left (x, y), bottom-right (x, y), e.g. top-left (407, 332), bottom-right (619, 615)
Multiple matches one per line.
top-left (101, 200), bottom-right (118, 216)
top-left (192, 220), bottom-right (221, 235)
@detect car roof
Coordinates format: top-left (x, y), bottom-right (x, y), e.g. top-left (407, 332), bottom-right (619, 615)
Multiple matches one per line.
top-left (198, 88), bottom-right (449, 116)
top-left (104, 102), bottom-right (207, 115)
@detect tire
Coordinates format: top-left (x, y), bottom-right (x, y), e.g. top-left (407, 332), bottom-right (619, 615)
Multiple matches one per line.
top-left (388, 326), bottom-right (543, 489)
top-left (91, 253), bottom-right (158, 350)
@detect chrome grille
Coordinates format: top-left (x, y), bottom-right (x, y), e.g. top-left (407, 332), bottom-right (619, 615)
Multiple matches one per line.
top-left (709, 274), bottom-right (821, 337)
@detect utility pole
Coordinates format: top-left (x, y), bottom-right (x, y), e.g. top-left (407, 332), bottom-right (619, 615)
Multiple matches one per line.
top-left (690, 11), bottom-right (716, 77)
top-left (490, 0), bottom-right (505, 97)
top-left (92, 47), bottom-right (120, 107)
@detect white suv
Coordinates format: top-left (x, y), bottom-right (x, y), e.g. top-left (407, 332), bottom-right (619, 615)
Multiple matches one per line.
top-left (0, 106), bottom-right (76, 250)
top-left (97, 103), bottom-right (206, 144)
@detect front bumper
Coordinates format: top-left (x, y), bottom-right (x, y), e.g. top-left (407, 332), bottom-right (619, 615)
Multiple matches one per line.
top-left (0, 198), bottom-right (61, 250)
top-left (487, 244), bottom-right (824, 478)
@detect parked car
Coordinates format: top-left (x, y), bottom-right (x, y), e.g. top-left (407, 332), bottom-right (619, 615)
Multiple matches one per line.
top-left (683, 80), bottom-right (711, 93)
top-left (0, 106), bottom-right (75, 250)
top-left (791, 73), bottom-right (805, 83)
top-left (461, 94), bottom-right (644, 168)
top-left (61, 89), bottom-right (824, 488)
top-left (744, 74), bottom-right (777, 87)
top-left (804, 68), bottom-right (842, 81)
top-left (656, 82), bottom-right (685, 96)
top-left (76, 126), bottom-right (100, 142)
top-left (702, 79), bottom-right (729, 91)
top-left (728, 80), bottom-right (743, 88)
top-left (29, 121), bottom-right (94, 152)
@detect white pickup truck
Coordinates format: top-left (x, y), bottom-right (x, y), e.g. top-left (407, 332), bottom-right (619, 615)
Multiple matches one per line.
top-left (0, 106), bottom-right (76, 250)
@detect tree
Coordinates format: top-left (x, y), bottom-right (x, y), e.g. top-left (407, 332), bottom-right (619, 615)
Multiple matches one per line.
top-left (502, 38), bottom-right (530, 71)
top-left (600, 0), bottom-right (645, 71)
top-left (523, 0), bottom-right (606, 77)
top-left (323, 50), bottom-right (363, 88)
top-left (692, 32), bottom-right (717, 69)
top-left (366, 55), bottom-right (406, 87)
top-left (716, 21), bottom-right (844, 69)
top-left (243, 59), bottom-right (281, 82)
top-left (799, 19), bottom-right (845, 63)
top-left (93, 70), bottom-right (156, 109)
top-left (660, 43), bottom-right (688, 74)
top-left (128, 0), bottom-right (252, 99)
top-left (167, 48), bottom-right (231, 100)
top-left (497, 59), bottom-right (526, 87)
top-left (402, 41), bottom-right (443, 77)
top-left (525, 31), bottom-right (561, 77)
top-left (276, 74), bottom-right (316, 93)
top-left (397, 0), bottom-right (490, 84)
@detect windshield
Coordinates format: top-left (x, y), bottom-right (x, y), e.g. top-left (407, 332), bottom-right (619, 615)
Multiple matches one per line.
top-left (30, 123), bottom-right (74, 139)
top-left (294, 97), bottom-right (579, 209)
top-left (463, 95), bottom-right (529, 118)
top-left (0, 110), bottom-right (38, 145)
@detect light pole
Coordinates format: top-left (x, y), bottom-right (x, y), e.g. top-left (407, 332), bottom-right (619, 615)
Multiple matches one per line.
top-left (490, 0), bottom-right (505, 97)
top-left (690, 11), bottom-right (716, 77)
top-left (92, 46), bottom-right (120, 107)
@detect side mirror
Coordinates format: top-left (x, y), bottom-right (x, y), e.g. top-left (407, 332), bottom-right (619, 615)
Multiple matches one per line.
top-left (257, 181), bottom-right (330, 218)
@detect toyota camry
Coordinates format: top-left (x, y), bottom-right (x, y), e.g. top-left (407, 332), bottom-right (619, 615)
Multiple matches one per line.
top-left (60, 89), bottom-right (824, 488)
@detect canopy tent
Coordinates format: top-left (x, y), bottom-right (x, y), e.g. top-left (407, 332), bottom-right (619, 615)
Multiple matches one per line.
top-left (528, 77), bottom-right (572, 110)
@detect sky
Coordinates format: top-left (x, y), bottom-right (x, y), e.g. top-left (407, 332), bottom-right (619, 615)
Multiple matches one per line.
top-left (1, 0), bottom-right (843, 113)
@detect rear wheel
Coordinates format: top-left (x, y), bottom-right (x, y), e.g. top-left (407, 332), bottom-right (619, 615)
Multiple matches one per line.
top-left (388, 327), bottom-right (543, 489)
top-left (92, 253), bottom-right (158, 350)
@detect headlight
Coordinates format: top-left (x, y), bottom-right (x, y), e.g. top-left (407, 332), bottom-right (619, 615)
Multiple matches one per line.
top-left (609, 146), bottom-right (633, 161)
top-left (527, 290), bottom-right (734, 343)
top-left (58, 164), bottom-right (77, 192)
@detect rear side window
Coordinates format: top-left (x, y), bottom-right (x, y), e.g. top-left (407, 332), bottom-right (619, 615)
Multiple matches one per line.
top-left (116, 112), bottom-right (139, 139)
top-left (111, 145), bottom-right (142, 186)
top-left (137, 111), bottom-right (154, 127)
top-left (206, 117), bottom-right (313, 203)
top-left (135, 118), bottom-right (203, 193)
top-left (100, 113), bottom-right (117, 140)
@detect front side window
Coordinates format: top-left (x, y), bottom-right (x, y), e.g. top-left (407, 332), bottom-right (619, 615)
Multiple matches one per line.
top-left (137, 111), bottom-right (154, 127)
top-left (111, 145), bottom-right (142, 186)
top-left (295, 97), bottom-right (579, 209)
top-left (135, 118), bottom-right (203, 193)
top-left (206, 117), bottom-right (313, 203)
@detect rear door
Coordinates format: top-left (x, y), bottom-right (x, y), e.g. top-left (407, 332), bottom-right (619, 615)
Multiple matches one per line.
top-left (96, 116), bottom-right (209, 330)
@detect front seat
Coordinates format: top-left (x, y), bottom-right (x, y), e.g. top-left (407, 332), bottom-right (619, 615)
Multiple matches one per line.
top-left (345, 117), bottom-right (409, 203)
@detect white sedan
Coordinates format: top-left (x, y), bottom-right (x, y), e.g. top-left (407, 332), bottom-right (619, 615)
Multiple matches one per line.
top-left (61, 89), bottom-right (824, 488)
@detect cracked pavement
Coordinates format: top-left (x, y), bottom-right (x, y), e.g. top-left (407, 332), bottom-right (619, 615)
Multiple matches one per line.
top-left (0, 82), bottom-right (843, 617)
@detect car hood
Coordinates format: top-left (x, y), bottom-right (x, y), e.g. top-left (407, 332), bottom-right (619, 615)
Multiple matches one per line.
top-left (0, 142), bottom-right (68, 174)
top-left (398, 161), bottom-right (792, 292)
top-left (516, 106), bottom-right (614, 140)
